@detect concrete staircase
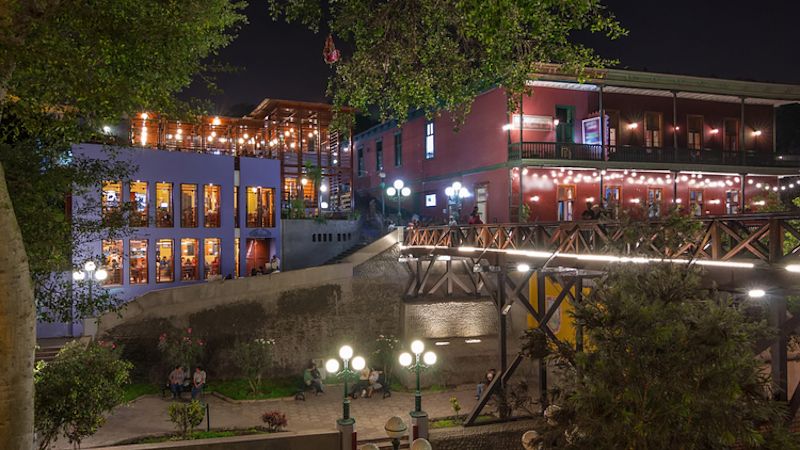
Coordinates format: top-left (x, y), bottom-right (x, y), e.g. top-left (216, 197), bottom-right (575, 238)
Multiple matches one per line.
top-left (35, 338), bottom-right (73, 363)
top-left (323, 240), bottom-right (372, 265)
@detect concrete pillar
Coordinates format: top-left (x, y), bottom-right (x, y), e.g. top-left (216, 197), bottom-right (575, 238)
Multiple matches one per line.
top-left (337, 419), bottom-right (356, 450)
top-left (410, 411), bottom-right (429, 441)
top-left (770, 296), bottom-right (788, 401)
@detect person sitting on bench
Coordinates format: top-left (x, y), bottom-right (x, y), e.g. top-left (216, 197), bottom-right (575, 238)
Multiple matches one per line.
top-left (365, 369), bottom-right (382, 398)
top-left (168, 365), bottom-right (185, 399)
top-left (303, 362), bottom-right (324, 395)
top-left (191, 366), bottom-right (206, 400)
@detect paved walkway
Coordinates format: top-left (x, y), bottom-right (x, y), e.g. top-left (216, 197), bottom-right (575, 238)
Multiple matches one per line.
top-left (69, 385), bottom-right (479, 449)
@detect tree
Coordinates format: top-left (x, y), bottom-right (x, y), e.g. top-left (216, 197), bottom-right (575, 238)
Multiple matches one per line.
top-left (539, 264), bottom-right (799, 449)
top-left (232, 338), bottom-right (275, 396)
top-left (0, 1), bottom-right (246, 446)
top-left (268, 0), bottom-right (625, 128)
top-left (0, 162), bottom-right (36, 450)
top-left (34, 341), bottom-right (132, 450)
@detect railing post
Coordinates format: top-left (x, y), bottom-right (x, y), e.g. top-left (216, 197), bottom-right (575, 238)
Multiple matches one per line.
top-left (769, 217), bottom-right (783, 263)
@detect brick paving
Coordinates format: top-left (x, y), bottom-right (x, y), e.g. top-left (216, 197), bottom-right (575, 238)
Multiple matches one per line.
top-left (68, 385), bottom-right (478, 449)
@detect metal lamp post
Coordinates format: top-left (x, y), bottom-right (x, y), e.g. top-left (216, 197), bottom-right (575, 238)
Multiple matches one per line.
top-left (386, 179), bottom-right (411, 221)
top-left (379, 171), bottom-right (387, 218)
top-left (399, 340), bottom-right (437, 440)
top-left (445, 181), bottom-right (470, 223)
top-left (326, 345), bottom-right (366, 450)
top-left (71, 261), bottom-right (108, 337)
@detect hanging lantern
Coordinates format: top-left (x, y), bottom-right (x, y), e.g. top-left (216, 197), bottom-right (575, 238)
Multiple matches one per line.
top-left (323, 34), bottom-right (340, 64)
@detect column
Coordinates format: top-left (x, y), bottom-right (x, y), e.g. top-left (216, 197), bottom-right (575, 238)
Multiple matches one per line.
top-left (740, 98), bottom-right (746, 164)
top-left (770, 295), bottom-right (788, 402)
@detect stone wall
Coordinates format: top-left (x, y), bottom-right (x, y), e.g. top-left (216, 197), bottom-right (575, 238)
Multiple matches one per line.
top-left (99, 235), bottom-right (408, 382)
top-left (281, 219), bottom-right (361, 270)
top-left (429, 419), bottom-right (537, 450)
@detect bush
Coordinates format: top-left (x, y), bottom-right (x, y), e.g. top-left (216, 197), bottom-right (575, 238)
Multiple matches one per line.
top-left (158, 327), bottom-right (205, 372)
top-left (168, 401), bottom-right (205, 439)
top-left (261, 411), bottom-right (287, 432)
top-left (449, 396), bottom-right (461, 421)
top-left (231, 338), bottom-right (275, 396)
top-left (34, 341), bottom-right (132, 450)
top-left (372, 334), bottom-right (400, 384)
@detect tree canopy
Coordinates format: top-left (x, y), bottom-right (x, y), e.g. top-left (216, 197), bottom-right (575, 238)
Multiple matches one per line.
top-left (268, 0), bottom-right (625, 127)
top-left (0, 0), bottom-right (247, 321)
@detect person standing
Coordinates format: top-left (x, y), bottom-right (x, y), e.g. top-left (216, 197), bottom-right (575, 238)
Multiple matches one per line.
top-left (269, 255), bottom-right (281, 273)
top-left (191, 366), bottom-right (206, 400)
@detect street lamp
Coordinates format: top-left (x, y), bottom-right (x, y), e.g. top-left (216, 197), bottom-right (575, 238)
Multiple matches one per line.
top-left (326, 345), bottom-right (366, 426)
top-left (399, 340), bottom-right (437, 439)
top-left (445, 181), bottom-right (470, 223)
top-left (379, 171), bottom-right (387, 218)
top-left (386, 179), bottom-right (411, 220)
top-left (72, 260), bottom-right (108, 337)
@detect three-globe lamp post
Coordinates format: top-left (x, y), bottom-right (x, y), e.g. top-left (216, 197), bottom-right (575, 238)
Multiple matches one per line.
top-left (386, 179), bottom-right (411, 220)
top-left (71, 261), bottom-right (108, 336)
top-left (399, 340), bottom-right (437, 440)
top-left (326, 345), bottom-right (366, 426)
top-left (445, 181), bottom-right (470, 222)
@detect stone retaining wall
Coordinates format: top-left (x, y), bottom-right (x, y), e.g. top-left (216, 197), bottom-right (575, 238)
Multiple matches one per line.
top-left (88, 430), bottom-right (340, 450)
top-left (429, 419), bottom-right (537, 450)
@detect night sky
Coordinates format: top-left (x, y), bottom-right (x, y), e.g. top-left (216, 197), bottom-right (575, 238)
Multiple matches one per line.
top-left (186, 1), bottom-right (800, 115)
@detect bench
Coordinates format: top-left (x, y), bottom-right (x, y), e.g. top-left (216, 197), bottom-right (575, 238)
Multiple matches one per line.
top-left (162, 380), bottom-right (206, 400)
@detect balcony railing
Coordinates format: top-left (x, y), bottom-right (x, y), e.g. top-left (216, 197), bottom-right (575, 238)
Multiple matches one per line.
top-left (509, 142), bottom-right (797, 168)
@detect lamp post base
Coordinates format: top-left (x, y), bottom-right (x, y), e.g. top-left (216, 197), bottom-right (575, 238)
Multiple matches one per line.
top-left (337, 418), bottom-right (356, 450)
top-left (409, 410), bottom-right (429, 441)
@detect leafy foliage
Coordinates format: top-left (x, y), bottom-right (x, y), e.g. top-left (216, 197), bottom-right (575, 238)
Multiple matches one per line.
top-left (34, 341), bottom-right (132, 450)
top-left (232, 338), bottom-right (275, 396)
top-left (0, 0), bottom-right (247, 321)
top-left (371, 334), bottom-right (400, 385)
top-left (268, 0), bottom-right (625, 129)
top-left (167, 401), bottom-right (205, 439)
top-left (538, 264), bottom-right (799, 449)
top-left (158, 328), bottom-right (206, 372)
top-left (261, 411), bottom-right (288, 432)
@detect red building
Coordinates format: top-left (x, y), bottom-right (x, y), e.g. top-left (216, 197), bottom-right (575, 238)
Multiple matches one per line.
top-left (353, 67), bottom-right (800, 223)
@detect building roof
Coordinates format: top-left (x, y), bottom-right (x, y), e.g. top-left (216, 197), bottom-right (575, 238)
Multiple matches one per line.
top-left (245, 99), bottom-right (353, 125)
top-left (532, 64), bottom-right (800, 106)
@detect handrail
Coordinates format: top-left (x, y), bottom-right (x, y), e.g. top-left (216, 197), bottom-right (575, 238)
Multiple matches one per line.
top-left (509, 141), bottom-right (797, 168)
top-left (402, 213), bottom-right (800, 265)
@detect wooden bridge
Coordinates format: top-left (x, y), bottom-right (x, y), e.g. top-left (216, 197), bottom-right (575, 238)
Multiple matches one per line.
top-left (398, 213), bottom-right (800, 425)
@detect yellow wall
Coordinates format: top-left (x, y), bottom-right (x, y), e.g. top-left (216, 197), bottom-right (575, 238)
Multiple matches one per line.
top-left (527, 273), bottom-right (590, 345)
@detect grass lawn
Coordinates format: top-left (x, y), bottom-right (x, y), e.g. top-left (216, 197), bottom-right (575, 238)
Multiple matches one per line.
top-left (430, 415), bottom-right (494, 429)
top-left (122, 383), bottom-right (161, 403)
top-left (207, 377), bottom-right (300, 400)
top-left (122, 377), bottom-right (301, 402)
top-left (126, 428), bottom-right (270, 444)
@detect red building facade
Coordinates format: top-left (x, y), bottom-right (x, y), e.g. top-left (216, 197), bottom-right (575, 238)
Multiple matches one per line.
top-left (353, 68), bottom-right (800, 224)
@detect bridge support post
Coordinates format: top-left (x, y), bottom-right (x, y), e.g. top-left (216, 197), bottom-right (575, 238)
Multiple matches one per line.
top-left (770, 295), bottom-right (789, 402)
top-left (536, 271), bottom-right (548, 408)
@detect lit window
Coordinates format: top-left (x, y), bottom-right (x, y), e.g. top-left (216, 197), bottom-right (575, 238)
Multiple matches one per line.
top-left (101, 240), bottom-right (123, 286)
top-left (425, 121), bottom-right (435, 159)
top-left (102, 181), bottom-right (122, 218)
top-left (234, 186), bottom-right (239, 228)
top-left (376, 139), bottom-right (383, 171)
top-left (246, 186), bottom-right (275, 228)
top-left (181, 184), bottom-right (197, 227)
top-left (129, 239), bottom-right (148, 284)
top-left (156, 239), bottom-right (174, 283)
top-left (689, 189), bottom-right (704, 217)
top-left (204, 184), bottom-right (221, 228)
top-left (234, 237), bottom-right (240, 278)
top-left (687, 115), bottom-right (703, 150)
top-left (156, 182), bottom-right (173, 227)
top-left (357, 147), bottom-right (365, 176)
top-left (180, 238), bottom-right (199, 281)
top-left (129, 181), bottom-right (148, 227)
top-left (726, 190), bottom-right (740, 214)
top-left (557, 185), bottom-right (575, 221)
top-left (644, 112), bottom-right (662, 148)
top-left (204, 238), bottom-right (221, 279)
top-left (425, 194), bottom-right (437, 207)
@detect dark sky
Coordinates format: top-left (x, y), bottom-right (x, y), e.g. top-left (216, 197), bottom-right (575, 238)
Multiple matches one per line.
top-left (186, 1), bottom-right (800, 113)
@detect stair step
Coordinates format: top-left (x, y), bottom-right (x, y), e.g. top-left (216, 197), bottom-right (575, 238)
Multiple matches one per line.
top-left (358, 435), bottom-right (409, 450)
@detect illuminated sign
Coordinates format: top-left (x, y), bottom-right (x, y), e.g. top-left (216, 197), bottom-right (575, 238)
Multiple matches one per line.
top-left (509, 114), bottom-right (554, 131)
top-left (425, 194), bottom-right (437, 207)
top-left (582, 117), bottom-right (602, 145)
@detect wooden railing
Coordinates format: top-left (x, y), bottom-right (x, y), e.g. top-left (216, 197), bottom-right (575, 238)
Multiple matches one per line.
top-left (403, 213), bottom-right (800, 265)
top-left (509, 142), bottom-right (797, 168)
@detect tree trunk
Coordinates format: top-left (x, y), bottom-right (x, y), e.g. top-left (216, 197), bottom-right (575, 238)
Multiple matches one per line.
top-left (0, 161), bottom-right (35, 450)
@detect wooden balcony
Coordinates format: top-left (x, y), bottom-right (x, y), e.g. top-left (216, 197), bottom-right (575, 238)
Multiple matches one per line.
top-left (509, 142), bottom-right (798, 170)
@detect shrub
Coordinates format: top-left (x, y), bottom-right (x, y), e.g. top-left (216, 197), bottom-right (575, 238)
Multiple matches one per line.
top-left (232, 337), bottom-right (275, 396)
top-left (34, 341), bottom-right (132, 450)
top-left (158, 327), bottom-right (205, 372)
top-left (168, 401), bottom-right (205, 439)
top-left (261, 411), bottom-right (287, 432)
top-left (449, 396), bottom-right (461, 420)
top-left (372, 334), bottom-right (400, 384)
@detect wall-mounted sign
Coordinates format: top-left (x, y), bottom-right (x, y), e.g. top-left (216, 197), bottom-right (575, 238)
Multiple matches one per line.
top-left (425, 193), bottom-right (437, 207)
top-left (582, 117), bottom-right (602, 145)
top-left (509, 114), bottom-right (554, 131)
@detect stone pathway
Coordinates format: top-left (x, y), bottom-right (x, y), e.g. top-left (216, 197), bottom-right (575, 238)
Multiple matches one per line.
top-left (68, 385), bottom-right (479, 449)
